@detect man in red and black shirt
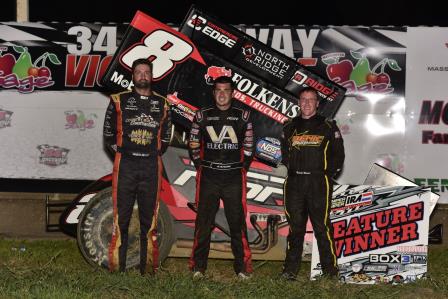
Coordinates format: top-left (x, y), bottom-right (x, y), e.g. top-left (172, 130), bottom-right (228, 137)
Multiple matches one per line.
top-left (103, 59), bottom-right (172, 275)
top-left (188, 76), bottom-right (254, 279)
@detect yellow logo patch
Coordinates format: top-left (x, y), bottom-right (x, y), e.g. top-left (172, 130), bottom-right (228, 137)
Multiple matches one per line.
top-left (291, 131), bottom-right (324, 148)
top-left (129, 129), bottom-right (153, 145)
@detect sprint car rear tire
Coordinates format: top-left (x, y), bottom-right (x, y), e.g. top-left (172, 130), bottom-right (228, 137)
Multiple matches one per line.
top-left (76, 187), bottom-right (175, 270)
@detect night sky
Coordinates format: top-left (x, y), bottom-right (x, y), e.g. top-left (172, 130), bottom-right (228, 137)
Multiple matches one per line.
top-left (1, 0), bottom-right (448, 26)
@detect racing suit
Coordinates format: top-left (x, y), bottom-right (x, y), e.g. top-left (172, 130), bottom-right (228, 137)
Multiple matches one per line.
top-left (281, 114), bottom-right (344, 276)
top-left (188, 104), bottom-right (254, 274)
top-left (103, 90), bottom-right (171, 274)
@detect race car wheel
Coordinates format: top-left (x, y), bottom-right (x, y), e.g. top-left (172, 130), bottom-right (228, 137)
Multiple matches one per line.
top-left (76, 187), bottom-right (175, 270)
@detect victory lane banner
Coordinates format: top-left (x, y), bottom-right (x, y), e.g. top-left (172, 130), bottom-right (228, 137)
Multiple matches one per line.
top-left (311, 185), bottom-right (432, 284)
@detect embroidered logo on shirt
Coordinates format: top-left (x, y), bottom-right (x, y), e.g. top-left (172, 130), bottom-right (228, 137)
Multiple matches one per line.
top-left (129, 129), bottom-right (153, 145)
top-left (290, 130), bottom-right (324, 148)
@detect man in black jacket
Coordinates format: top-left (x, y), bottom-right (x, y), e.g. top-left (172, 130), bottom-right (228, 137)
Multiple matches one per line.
top-left (281, 87), bottom-right (345, 280)
top-left (104, 58), bottom-right (172, 275)
top-left (188, 76), bottom-right (254, 280)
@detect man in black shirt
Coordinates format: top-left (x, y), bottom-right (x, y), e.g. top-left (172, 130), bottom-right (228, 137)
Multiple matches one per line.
top-left (281, 87), bottom-right (345, 280)
top-left (188, 76), bottom-right (254, 279)
top-left (104, 58), bottom-right (172, 275)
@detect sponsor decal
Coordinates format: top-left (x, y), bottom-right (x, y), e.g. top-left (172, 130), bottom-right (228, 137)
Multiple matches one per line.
top-left (331, 191), bottom-right (373, 212)
top-left (173, 157), bottom-right (284, 203)
top-left (204, 65), bottom-right (232, 84)
top-left (109, 71), bottom-right (134, 89)
top-left (129, 129), bottom-right (153, 145)
top-left (0, 109), bottom-right (13, 128)
top-left (37, 144), bottom-right (69, 166)
top-left (412, 255), bottom-right (427, 264)
top-left (242, 44), bottom-right (255, 58)
top-left (244, 28), bottom-right (321, 67)
top-left (369, 253), bottom-right (427, 265)
top-left (233, 90), bottom-right (290, 123)
top-left (0, 46), bottom-right (60, 93)
top-left (255, 137), bottom-right (282, 165)
top-left (322, 51), bottom-right (401, 101)
top-left (290, 132), bottom-right (324, 147)
top-left (241, 43), bottom-right (290, 79)
top-left (369, 253), bottom-right (403, 263)
top-left (292, 70), bottom-right (307, 84)
top-left (228, 70), bottom-right (301, 123)
top-left (250, 213), bottom-right (287, 223)
top-left (149, 99), bottom-right (160, 113)
top-left (150, 105), bottom-right (160, 113)
top-left (65, 110), bottom-right (97, 130)
top-left (187, 14), bottom-right (238, 48)
top-left (206, 125), bottom-right (239, 150)
top-left (414, 178), bottom-right (448, 193)
top-left (418, 100), bottom-right (448, 144)
top-left (167, 92), bottom-right (197, 122)
top-left (291, 70), bottom-right (338, 102)
top-left (125, 113), bottom-right (158, 128)
top-left (125, 97), bottom-right (138, 110)
top-left (257, 140), bottom-right (280, 154)
top-left (360, 191), bottom-right (373, 202)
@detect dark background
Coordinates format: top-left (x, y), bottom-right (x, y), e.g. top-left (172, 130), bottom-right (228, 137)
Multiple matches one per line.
top-left (0, 1), bottom-right (446, 192)
top-left (1, 0), bottom-right (448, 26)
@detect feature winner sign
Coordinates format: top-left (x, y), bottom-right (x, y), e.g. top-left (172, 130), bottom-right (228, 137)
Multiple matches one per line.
top-left (311, 185), bottom-right (432, 284)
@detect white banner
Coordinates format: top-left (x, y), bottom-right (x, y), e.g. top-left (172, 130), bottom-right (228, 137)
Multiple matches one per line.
top-left (0, 90), bottom-right (111, 180)
top-left (0, 22), bottom-right (447, 203)
top-left (404, 27), bottom-right (448, 203)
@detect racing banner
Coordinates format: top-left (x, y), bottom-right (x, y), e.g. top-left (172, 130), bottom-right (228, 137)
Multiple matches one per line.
top-left (311, 185), bottom-right (432, 284)
top-left (177, 6), bottom-right (346, 138)
top-left (404, 27), bottom-right (448, 206)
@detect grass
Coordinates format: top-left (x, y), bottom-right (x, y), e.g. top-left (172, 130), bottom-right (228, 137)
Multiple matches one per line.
top-left (1, 239), bottom-right (447, 298)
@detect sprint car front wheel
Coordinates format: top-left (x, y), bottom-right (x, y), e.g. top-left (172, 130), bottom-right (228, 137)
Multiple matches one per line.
top-left (76, 187), bottom-right (175, 270)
